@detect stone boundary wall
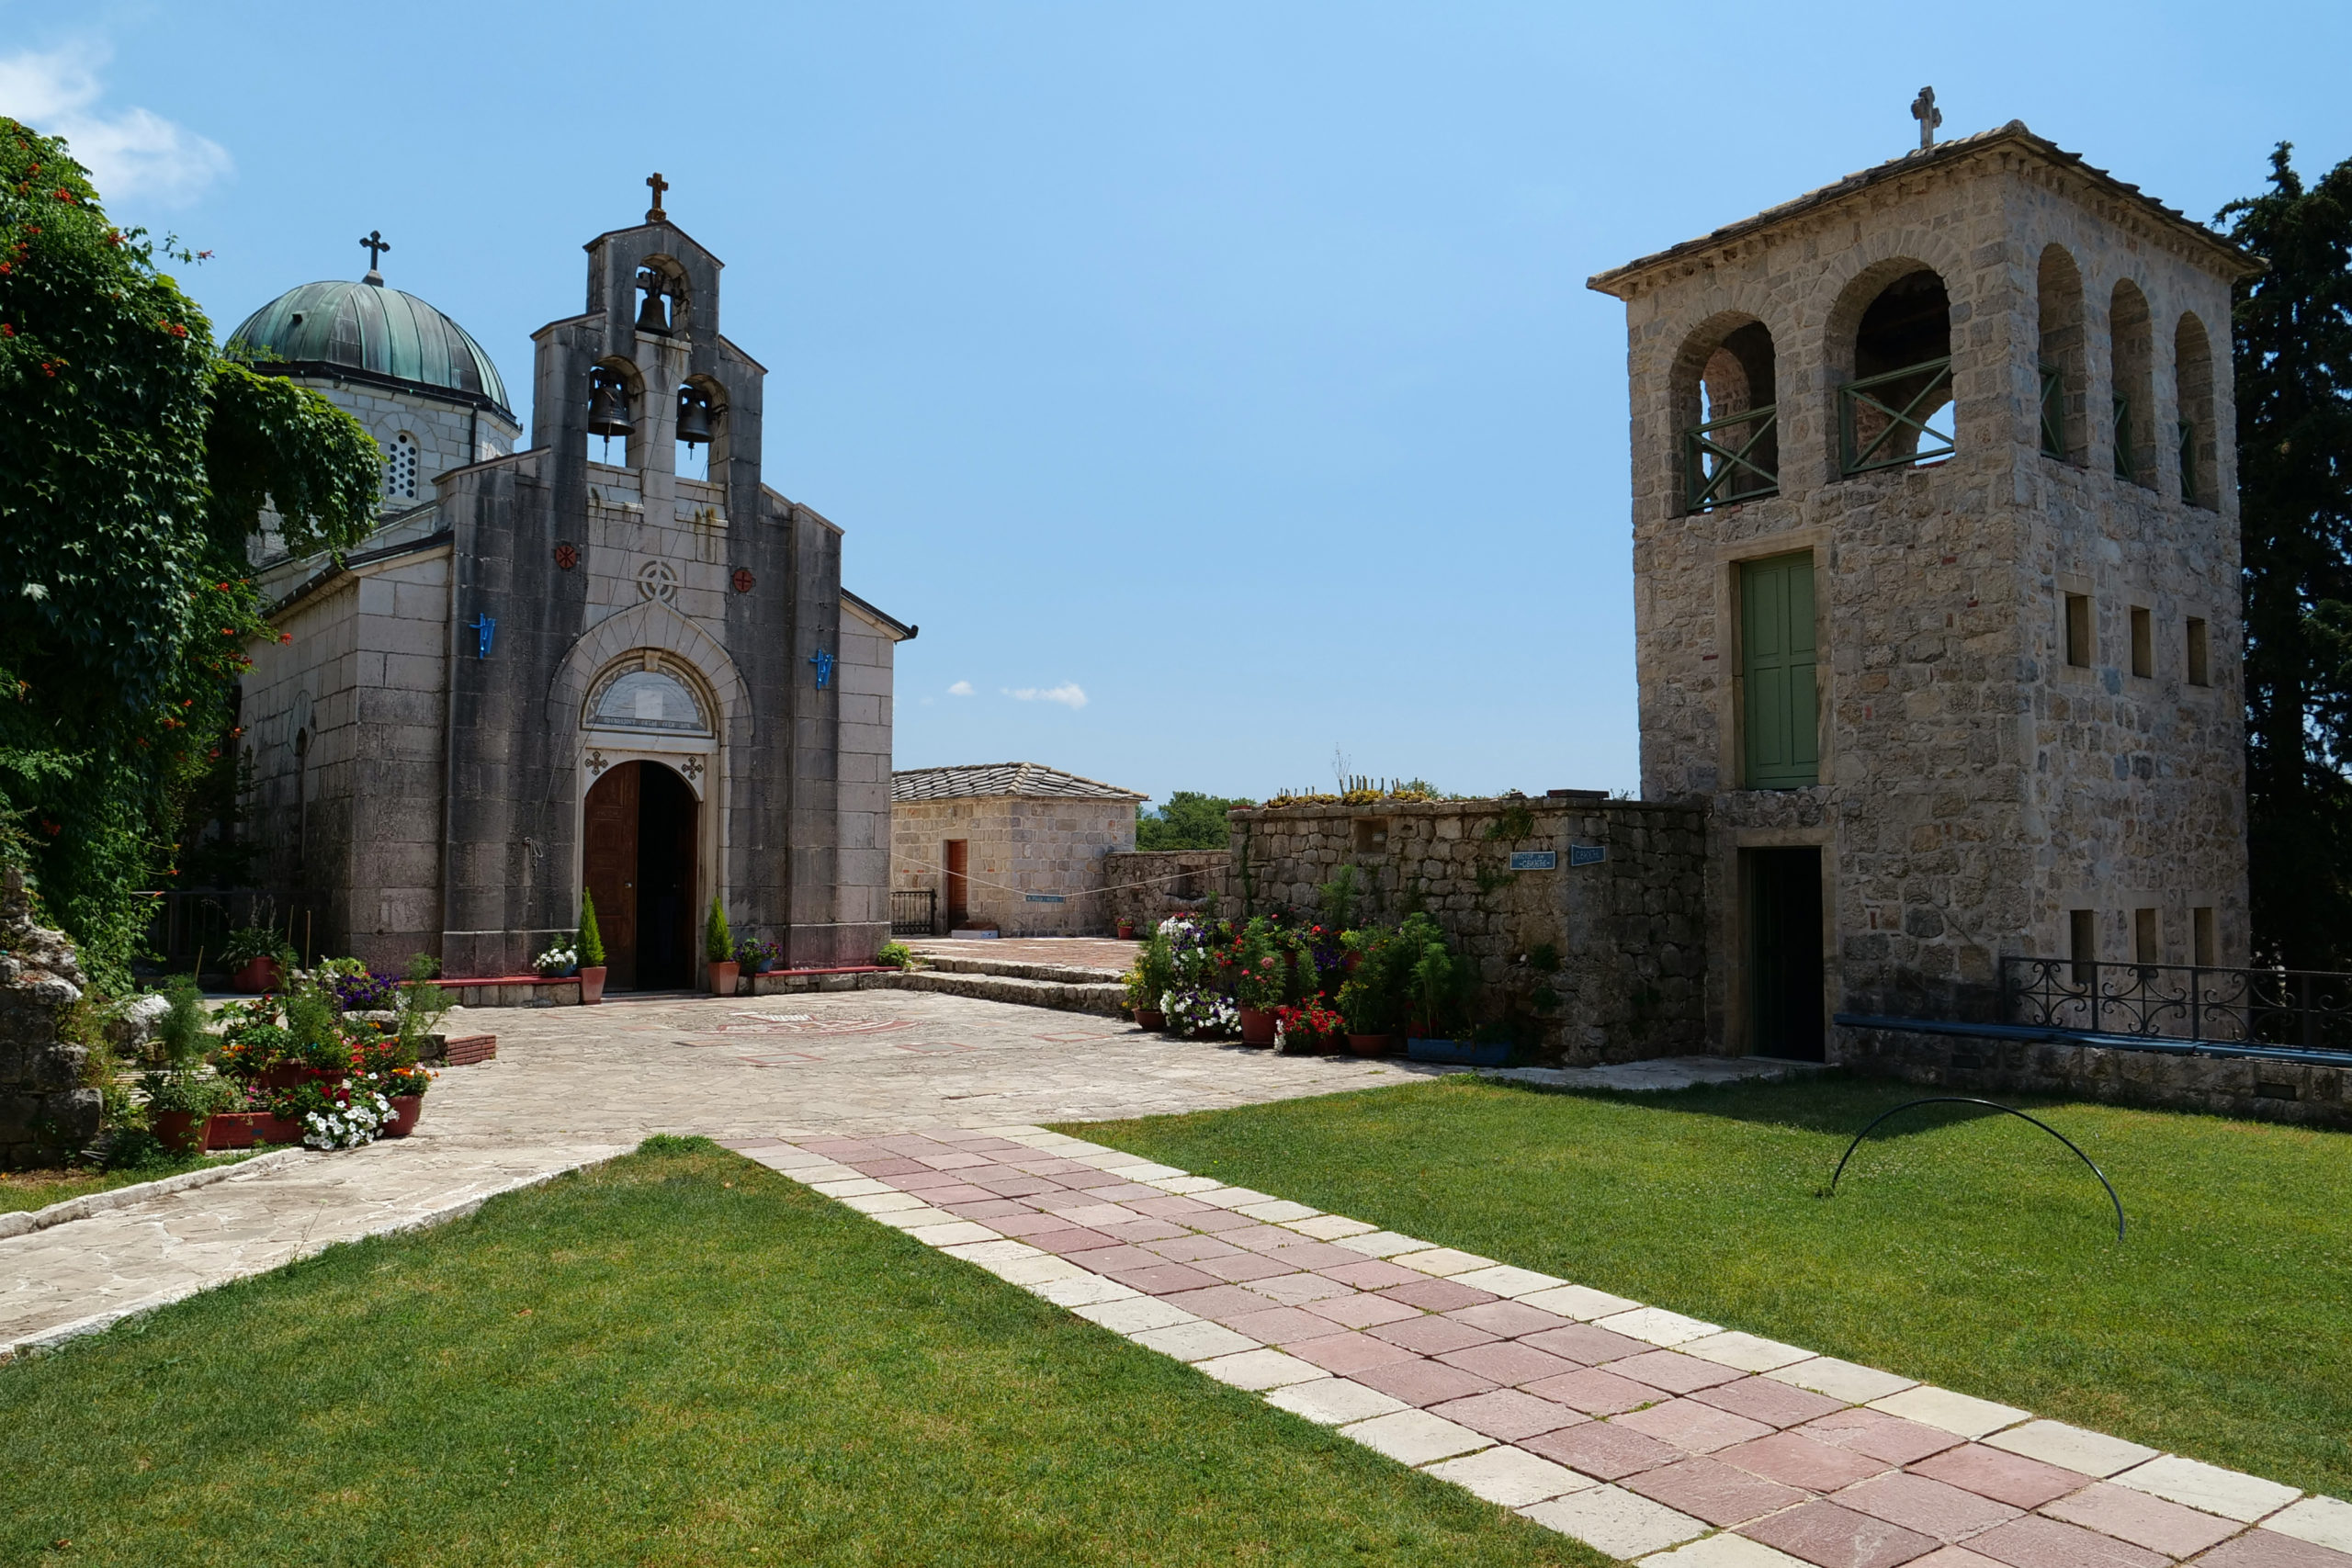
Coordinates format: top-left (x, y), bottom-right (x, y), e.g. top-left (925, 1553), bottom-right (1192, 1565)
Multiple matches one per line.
top-left (1838, 1022), bottom-right (2352, 1130)
top-left (1228, 798), bottom-right (1710, 1065)
top-left (1099, 851), bottom-right (1233, 933)
top-left (0, 872), bottom-right (99, 1170)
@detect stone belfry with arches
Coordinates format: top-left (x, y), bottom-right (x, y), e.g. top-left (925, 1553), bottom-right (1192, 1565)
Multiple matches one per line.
top-left (1589, 110), bottom-right (2257, 1059)
top-left (235, 178), bottom-right (912, 984)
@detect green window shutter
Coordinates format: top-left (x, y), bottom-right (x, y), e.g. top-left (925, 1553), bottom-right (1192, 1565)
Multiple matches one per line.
top-left (1742, 552), bottom-right (1819, 788)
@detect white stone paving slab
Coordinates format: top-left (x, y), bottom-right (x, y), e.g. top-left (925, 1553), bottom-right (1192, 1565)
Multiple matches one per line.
top-left (1234, 1200), bottom-right (1320, 1223)
top-left (1071, 1296), bottom-right (1193, 1334)
top-left (870, 1205), bottom-right (961, 1230)
top-left (1681, 1330), bottom-right (1816, 1372)
top-left (781, 1163), bottom-right (863, 1184)
top-left (1194, 1348), bottom-right (1325, 1391)
top-left (838, 1191), bottom-right (926, 1214)
top-left (987, 1255), bottom-right (1092, 1287)
top-left (1143, 1176), bottom-right (1224, 1195)
top-left (1129, 1321), bottom-right (1261, 1362)
top-left (2267, 1495), bottom-right (2352, 1553)
top-left (1340, 1409), bottom-right (1493, 1465)
top-left (1282, 1214), bottom-right (1377, 1240)
top-left (1393, 1247), bottom-right (1500, 1277)
top-left (1332, 1230), bottom-right (1432, 1258)
top-left (1518, 1283), bottom-right (1642, 1320)
top-left (904, 1221), bottom-right (1001, 1247)
top-left (1598, 1306), bottom-right (1722, 1347)
top-left (2111, 1453), bottom-right (2302, 1522)
top-left (1984, 1418), bottom-right (2161, 1477)
top-left (1421, 1445), bottom-right (1594, 1507)
top-left (939, 1239), bottom-right (1046, 1267)
top-left (1520, 1483), bottom-right (1706, 1558)
top-left (1868, 1384), bottom-right (2031, 1438)
top-left (1023, 1270), bottom-right (1135, 1305)
top-left (1102, 1161), bottom-right (1187, 1181)
top-left (1446, 1265), bottom-right (1567, 1298)
top-left (1190, 1186), bottom-right (1278, 1210)
top-left (1638, 1532), bottom-right (1811, 1566)
top-left (1765, 1355), bottom-right (1917, 1403)
top-left (1263, 1377), bottom-right (1410, 1427)
top-left (809, 1177), bottom-right (896, 1198)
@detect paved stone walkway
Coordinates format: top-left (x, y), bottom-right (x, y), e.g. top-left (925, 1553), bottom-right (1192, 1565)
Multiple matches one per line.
top-left (3, 988), bottom-right (1426, 1357)
top-left (744, 1125), bottom-right (2352, 1568)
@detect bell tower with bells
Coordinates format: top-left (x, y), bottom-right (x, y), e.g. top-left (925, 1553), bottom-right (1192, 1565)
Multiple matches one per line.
top-left (424, 173), bottom-right (907, 981)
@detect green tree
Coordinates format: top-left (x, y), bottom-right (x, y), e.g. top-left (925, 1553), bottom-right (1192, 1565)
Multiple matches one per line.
top-left (1136, 791), bottom-right (1252, 851)
top-left (0, 118), bottom-right (380, 983)
top-left (2222, 145), bottom-right (2352, 967)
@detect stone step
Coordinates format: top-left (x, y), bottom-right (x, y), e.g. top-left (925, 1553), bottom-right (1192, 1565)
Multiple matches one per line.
top-left (913, 953), bottom-right (1127, 986)
top-left (877, 969), bottom-right (1127, 1017)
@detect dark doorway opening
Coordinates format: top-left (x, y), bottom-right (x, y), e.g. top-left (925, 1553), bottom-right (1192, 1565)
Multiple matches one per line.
top-left (1745, 846), bottom-right (1825, 1061)
top-left (944, 839), bottom-right (969, 929)
top-left (581, 760), bottom-right (700, 991)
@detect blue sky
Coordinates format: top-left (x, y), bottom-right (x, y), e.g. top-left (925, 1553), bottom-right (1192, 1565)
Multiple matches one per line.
top-left (7, 2), bottom-right (2351, 805)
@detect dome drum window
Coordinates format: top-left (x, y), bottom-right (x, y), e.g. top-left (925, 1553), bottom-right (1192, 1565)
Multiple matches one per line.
top-left (385, 432), bottom-right (419, 501)
top-left (585, 660), bottom-right (712, 737)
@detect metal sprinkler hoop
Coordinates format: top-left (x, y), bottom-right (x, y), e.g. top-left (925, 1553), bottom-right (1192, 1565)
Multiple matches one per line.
top-left (1826, 1097), bottom-right (2126, 1242)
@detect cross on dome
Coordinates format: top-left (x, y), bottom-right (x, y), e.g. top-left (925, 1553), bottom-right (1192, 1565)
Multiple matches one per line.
top-left (1911, 86), bottom-right (1942, 151)
top-left (358, 229), bottom-right (390, 285)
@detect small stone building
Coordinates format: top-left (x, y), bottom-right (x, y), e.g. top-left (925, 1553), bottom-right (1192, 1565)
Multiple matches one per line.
top-left (890, 764), bottom-right (1142, 936)
top-left (1589, 119), bottom-right (2256, 1057)
top-left (232, 191), bottom-right (913, 985)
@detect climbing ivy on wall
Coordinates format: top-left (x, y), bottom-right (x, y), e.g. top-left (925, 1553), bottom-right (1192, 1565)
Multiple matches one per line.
top-left (0, 117), bottom-right (380, 984)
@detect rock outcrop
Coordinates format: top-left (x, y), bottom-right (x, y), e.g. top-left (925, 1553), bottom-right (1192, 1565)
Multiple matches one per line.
top-left (0, 869), bottom-right (101, 1168)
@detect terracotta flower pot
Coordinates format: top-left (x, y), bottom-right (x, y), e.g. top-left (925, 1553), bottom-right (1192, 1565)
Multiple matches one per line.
top-left (259, 1065), bottom-right (337, 1089)
top-left (204, 1111), bottom-right (265, 1150)
top-left (1116, 919), bottom-right (1136, 940)
top-left (1346, 1033), bottom-right (1396, 1058)
top-left (153, 1110), bottom-right (206, 1153)
top-left (381, 1095), bottom-right (424, 1138)
top-left (1136, 1008), bottom-right (1167, 1032)
top-left (707, 960), bottom-right (741, 997)
top-left (254, 1112), bottom-right (306, 1145)
top-left (578, 965), bottom-right (607, 1004)
top-left (1238, 1007), bottom-right (1277, 1046)
top-left (232, 956), bottom-right (281, 994)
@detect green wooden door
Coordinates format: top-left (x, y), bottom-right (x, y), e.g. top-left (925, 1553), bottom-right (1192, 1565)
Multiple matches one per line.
top-left (1742, 552), bottom-right (1818, 788)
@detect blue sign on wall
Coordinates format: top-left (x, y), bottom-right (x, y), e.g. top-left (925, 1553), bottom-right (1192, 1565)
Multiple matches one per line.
top-left (1024, 894), bottom-right (1068, 904)
top-left (1509, 851), bottom-right (1558, 871)
top-left (1568, 844), bottom-right (1608, 867)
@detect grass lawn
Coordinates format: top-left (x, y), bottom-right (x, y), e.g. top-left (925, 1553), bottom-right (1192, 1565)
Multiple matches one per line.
top-left (0, 1137), bottom-right (1600, 1568)
top-left (0, 1152), bottom-right (258, 1216)
top-left (1076, 1073), bottom-right (2352, 1500)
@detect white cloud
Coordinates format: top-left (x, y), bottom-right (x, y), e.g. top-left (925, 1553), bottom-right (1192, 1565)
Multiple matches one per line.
top-left (1004, 682), bottom-right (1088, 710)
top-left (0, 44), bottom-right (231, 207)
top-left (945, 680), bottom-right (974, 696)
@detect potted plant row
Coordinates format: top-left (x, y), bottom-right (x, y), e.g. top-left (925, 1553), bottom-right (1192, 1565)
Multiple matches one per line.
top-left (217, 924), bottom-right (296, 995)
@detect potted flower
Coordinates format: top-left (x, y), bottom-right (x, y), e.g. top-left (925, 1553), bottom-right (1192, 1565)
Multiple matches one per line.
top-left (705, 897), bottom-right (739, 996)
top-left (577, 888), bottom-right (608, 1003)
top-left (534, 942), bottom-right (580, 979)
top-left (1127, 927), bottom-right (1176, 1031)
top-left (220, 926), bottom-right (294, 993)
top-left (1273, 998), bottom-right (1344, 1055)
top-left (1234, 919), bottom-right (1283, 1046)
top-left (379, 1061), bottom-right (434, 1137)
top-left (735, 936), bottom-right (783, 976)
top-left (1115, 918), bottom-right (1136, 941)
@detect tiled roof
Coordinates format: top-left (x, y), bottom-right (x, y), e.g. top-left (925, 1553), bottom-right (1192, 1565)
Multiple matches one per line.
top-left (1589, 120), bottom-right (2257, 298)
top-left (892, 762), bottom-right (1144, 803)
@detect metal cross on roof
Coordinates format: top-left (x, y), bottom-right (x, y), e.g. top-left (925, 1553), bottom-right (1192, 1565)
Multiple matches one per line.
top-left (358, 230), bottom-right (390, 283)
top-left (1911, 86), bottom-right (1942, 151)
top-left (645, 172), bottom-right (669, 223)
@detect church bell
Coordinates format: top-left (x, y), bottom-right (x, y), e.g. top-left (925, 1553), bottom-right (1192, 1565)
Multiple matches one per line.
top-left (587, 368), bottom-right (633, 438)
top-left (634, 270), bottom-right (672, 333)
top-left (676, 387), bottom-right (715, 448)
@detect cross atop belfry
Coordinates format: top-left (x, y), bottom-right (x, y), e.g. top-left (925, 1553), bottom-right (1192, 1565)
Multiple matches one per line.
top-left (1911, 86), bottom-right (1942, 151)
top-left (358, 230), bottom-right (390, 284)
top-left (645, 172), bottom-right (670, 224)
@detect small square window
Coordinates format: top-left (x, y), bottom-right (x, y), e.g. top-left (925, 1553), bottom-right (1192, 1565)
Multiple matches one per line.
top-left (2064, 594), bottom-right (2092, 668)
top-left (1352, 818), bottom-right (1390, 854)
top-left (2187, 617), bottom-right (2210, 687)
top-left (2130, 607), bottom-right (2152, 679)
top-left (2192, 906), bottom-right (2217, 967)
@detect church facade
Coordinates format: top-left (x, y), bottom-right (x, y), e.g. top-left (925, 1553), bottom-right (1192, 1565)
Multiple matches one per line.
top-left (233, 191), bottom-right (910, 985)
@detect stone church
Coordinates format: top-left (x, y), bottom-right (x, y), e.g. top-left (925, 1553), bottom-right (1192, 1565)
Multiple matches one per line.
top-left (232, 184), bottom-right (912, 986)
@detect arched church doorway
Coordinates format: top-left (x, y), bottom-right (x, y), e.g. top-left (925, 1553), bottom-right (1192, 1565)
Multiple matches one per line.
top-left (582, 761), bottom-right (700, 990)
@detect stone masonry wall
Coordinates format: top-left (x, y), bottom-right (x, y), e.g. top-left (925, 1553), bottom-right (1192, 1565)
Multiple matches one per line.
top-left (892, 797), bottom-right (1138, 936)
top-left (0, 871), bottom-right (99, 1170)
top-left (1100, 850), bottom-right (1234, 933)
top-left (1229, 799), bottom-right (1709, 1064)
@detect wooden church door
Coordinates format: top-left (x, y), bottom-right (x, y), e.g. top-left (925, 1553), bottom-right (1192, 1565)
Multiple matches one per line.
top-left (583, 762), bottom-right (640, 989)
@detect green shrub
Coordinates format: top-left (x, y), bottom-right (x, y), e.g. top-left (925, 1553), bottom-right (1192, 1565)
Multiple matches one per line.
top-left (578, 887), bottom-right (606, 967)
top-left (704, 897), bottom-right (732, 964)
top-left (875, 941), bottom-right (914, 971)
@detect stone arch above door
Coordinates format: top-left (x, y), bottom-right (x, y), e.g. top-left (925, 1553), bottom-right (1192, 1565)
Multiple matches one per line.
top-left (546, 600), bottom-right (752, 740)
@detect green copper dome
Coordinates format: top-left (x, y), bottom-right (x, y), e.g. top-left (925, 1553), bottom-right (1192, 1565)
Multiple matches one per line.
top-left (230, 278), bottom-right (512, 418)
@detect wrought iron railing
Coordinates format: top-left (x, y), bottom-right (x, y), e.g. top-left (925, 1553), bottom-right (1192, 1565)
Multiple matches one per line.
top-left (2003, 956), bottom-right (2352, 1057)
top-left (1840, 358), bottom-right (1954, 475)
top-left (136, 889), bottom-right (317, 967)
top-left (2178, 420), bottom-right (2197, 503)
top-left (2113, 395), bottom-right (2133, 480)
top-left (2039, 363), bottom-right (2065, 459)
top-left (890, 888), bottom-right (938, 938)
top-left (1684, 404), bottom-right (1779, 511)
